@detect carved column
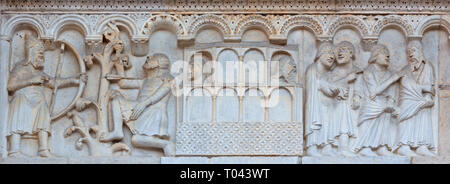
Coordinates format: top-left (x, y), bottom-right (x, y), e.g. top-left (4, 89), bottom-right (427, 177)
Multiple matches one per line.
top-left (0, 35), bottom-right (11, 158)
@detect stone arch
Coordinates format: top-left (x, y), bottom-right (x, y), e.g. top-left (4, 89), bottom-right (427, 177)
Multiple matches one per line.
top-left (141, 14), bottom-right (186, 38)
top-left (372, 15), bottom-right (414, 37)
top-left (327, 16), bottom-right (370, 38)
top-left (234, 15), bottom-right (276, 37)
top-left (95, 15), bottom-right (137, 36)
top-left (216, 87), bottom-right (239, 122)
top-left (268, 87), bottom-right (294, 122)
top-left (417, 15), bottom-right (450, 37)
top-left (243, 48), bottom-right (265, 61)
top-left (186, 87), bottom-right (213, 123)
top-left (188, 14), bottom-right (231, 37)
top-left (280, 15), bottom-right (324, 38)
top-left (50, 15), bottom-right (91, 39)
top-left (1, 15), bottom-right (46, 38)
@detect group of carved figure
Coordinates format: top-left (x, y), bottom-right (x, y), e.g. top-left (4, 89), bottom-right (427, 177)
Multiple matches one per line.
top-left (4, 22), bottom-right (437, 158)
top-left (6, 23), bottom-right (176, 157)
top-left (305, 40), bottom-right (436, 157)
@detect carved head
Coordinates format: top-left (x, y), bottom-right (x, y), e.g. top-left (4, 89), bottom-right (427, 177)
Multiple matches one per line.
top-left (315, 42), bottom-right (335, 69)
top-left (143, 54), bottom-right (170, 72)
top-left (407, 40), bottom-right (425, 70)
top-left (189, 53), bottom-right (214, 82)
top-left (335, 41), bottom-right (355, 65)
top-left (368, 44), bottom-right (390, 68)
top-left (279, 55), bottom-right (297, 82)
top-left (112, 40), bottom-right (124, 54)
top-left (26, 35), bottom-right (45, 70)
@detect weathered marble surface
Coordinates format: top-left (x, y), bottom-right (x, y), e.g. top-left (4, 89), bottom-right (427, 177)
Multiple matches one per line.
top-left (162, 157), bottom-right (300, 164)
top-left (0, 1), bottom-right (449, 164)
top-left (302, 156), bottom-right (411, 164)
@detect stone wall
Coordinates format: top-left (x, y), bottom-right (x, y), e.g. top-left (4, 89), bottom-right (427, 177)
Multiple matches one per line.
top-left (0, 0), bottom-right (449, 164)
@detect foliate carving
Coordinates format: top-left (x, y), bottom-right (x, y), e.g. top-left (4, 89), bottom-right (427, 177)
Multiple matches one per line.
top-left (327, 16), bottom-right (369, 37)
top-left (234, 15), bottom-right (277, 36)
top-left (141, 14), bottom-right (186, 37)
top-left (176, 122), bottom-right (303, 156)
top-left (280, 15), bottom-right (324, 37)
top-left (188, 14), bottom-right (232, 36)
top-left (372, 15), bottom-right (415, 37)
top-left (1, 0), bottom-right (448, 12)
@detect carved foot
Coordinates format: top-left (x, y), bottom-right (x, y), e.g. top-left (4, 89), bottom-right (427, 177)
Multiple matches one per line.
top-left (321, 145), bottom-right (336, 156)
top-left (100, 131), bottom-right (124, 142)
top-left (376, 146), bottom-right (394, 156)
top-left (164, 142), bottom-right (176, 157)
top-left (416, 146), bottom-right (437, 157)
top-left (8, 151), bottom-right (28, 158)
top-left (359, 148), bottom-right (377, 157)
top-left (38, 149), bottom-right (54, 158)
top-left (306, 146), bottom-right (323, 157)
top-left (397, 146), bottom-right (418, 157)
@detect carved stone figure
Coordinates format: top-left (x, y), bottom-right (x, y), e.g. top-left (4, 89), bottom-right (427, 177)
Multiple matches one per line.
top-left (396, 40), bottom-right (436, 157)
top-left (6, 35), bottom-right (85, 157)
top-left (100, 54), bottom-right (176, 156)
top-left (328, 41), bottom-right (361, 156)
top-left (277, 55), bottom-right (297, 84)
top-left (354, 44), bottom-right (401, 156)
top-left (305, 42), bottom-right (338, 157)
top-left (84, 22), bottom-right (133, 138)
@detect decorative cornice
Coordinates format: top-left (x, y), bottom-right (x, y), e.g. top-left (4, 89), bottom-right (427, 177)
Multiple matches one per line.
top-left (1, 0), bottom-right (449, 14)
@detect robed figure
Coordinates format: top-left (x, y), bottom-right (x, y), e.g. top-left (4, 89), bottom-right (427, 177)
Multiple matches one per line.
top-left (100, 54), bottom-right (176, 156)
top-left (396, 41), bottom-right (436, 157)
top-left (305, 43), bottom-right (338, 157)
top-left (354, 44), bottom-right (400, 156)
top-left (328, 41), bottom-right (361, 156)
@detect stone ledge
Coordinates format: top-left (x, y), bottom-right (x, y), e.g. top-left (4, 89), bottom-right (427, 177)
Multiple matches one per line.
top-left (0, 156), bottom-right (160, 164)
top-left (411, 156), bottom-right (450, 164)
top-left (161, 157), bottom-right (301, 164)
top-left (302, 156), bottom-right (411, 164)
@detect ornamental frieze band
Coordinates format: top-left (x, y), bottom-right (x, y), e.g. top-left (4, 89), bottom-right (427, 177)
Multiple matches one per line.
top-left (0, 0), bottom-right (449, 164)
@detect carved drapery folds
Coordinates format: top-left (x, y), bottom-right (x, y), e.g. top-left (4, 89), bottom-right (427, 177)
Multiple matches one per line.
top-left (0, 1), bottom-right (447, 161)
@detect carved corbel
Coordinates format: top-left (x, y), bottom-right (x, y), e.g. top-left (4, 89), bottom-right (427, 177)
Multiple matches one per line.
top-left (177, 35), bottom-right (195, 47)
top-left (131, 35), bottom-right (149, 57)
top-left (362, 37), bottom-right (378, 51)
top-left (224, 35), bottom-right (241, 43)
top-left (317, 36), bottom-right (332, 43)
top-left (85, 35), bottom-right (103, 54)
top-left (407, 35), bottom-right (423, 42)
top-left (269, 35), bottom-right (287, 45)
top-left (41, 37), bottom-right (56, 50)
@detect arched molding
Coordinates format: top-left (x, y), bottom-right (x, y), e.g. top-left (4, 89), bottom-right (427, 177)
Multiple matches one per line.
top-left (280, 15), bottom-right (324, 38)
top-left (234, 15), bottom-right (276, 37)
top-left (141, 14), bottom-right (186, 38)
top-left (49, 15), bottom-right (91, 40)
top-left (95, 15), bottom-right (138, 36)
top-left (327, 16), bottom-right (370, 38)
top-left (372, 15), bottom-right (414, 38)
top-left (416, 15), bottom-right (450, 38)
top-left (188, 14), bottom-right (231, 37)
top-left (1, 15), bottom-right (46, 38)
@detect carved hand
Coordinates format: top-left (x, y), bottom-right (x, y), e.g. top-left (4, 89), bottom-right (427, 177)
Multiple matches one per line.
top-left (346, 73), bottom-right (357, 83)
top-left (130, 102), bottom-right (147, 120)
top-left (351, 95), bottom-right (361, 110)
top-left (391, 106), bottom-right (400, 117)
top-left (80, 73), bottom-right (88, 83)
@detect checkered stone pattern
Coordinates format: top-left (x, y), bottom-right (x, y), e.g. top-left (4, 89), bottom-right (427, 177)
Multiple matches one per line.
top-left (176, 122), bottom-right (303, 156)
